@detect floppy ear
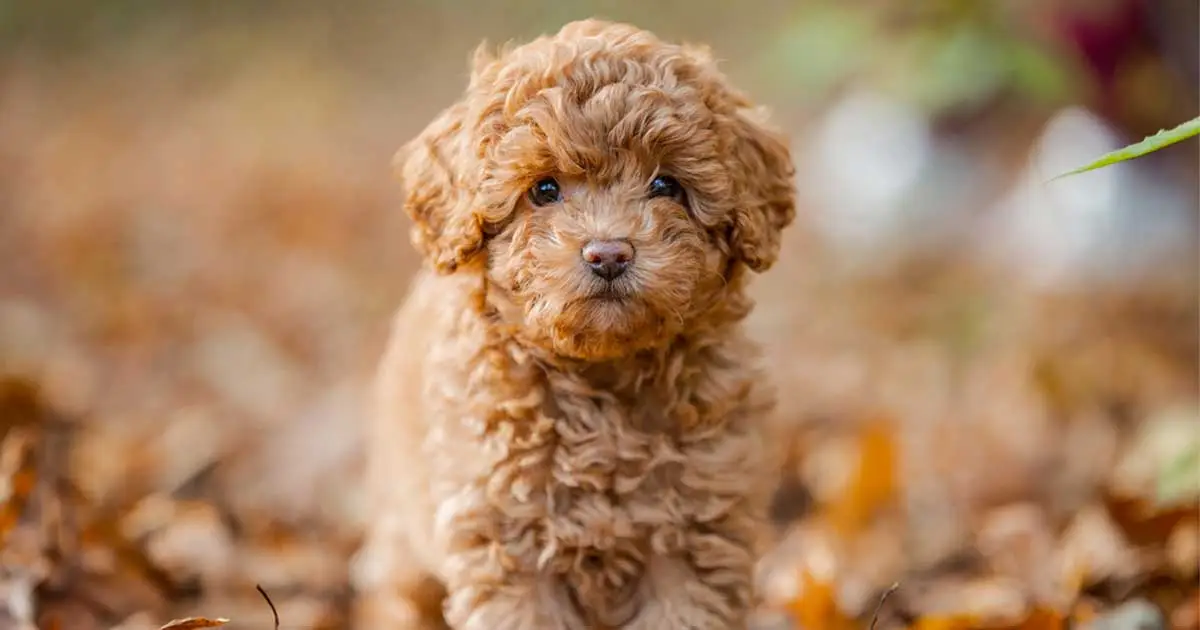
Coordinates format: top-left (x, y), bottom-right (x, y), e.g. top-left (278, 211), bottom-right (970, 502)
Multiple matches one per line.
top-left (726, 107), bottom-right (796, 273)
top-left (395, 46), bottom-right (498, 274)
top-left (395, 102), bottom-right (479, 273)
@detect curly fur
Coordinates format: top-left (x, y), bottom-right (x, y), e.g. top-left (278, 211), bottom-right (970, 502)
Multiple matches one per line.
top-left (354, 19), bottom-right (796, 630)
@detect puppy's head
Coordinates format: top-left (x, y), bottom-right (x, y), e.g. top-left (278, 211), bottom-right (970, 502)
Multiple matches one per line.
top-left (399, 20), bottom-right (795, 360)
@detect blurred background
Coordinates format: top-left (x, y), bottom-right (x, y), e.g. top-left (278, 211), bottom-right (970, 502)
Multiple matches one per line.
top-left (0, 1), bottom-right (1197, 628)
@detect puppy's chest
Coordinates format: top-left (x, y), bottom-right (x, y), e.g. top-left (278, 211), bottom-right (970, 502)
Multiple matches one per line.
top-left (515, 394), bottom-right (690, 622)
top-left (464, 368), bottom-right (758, 622)
top-left (535, 392), bottom-right (690, 544)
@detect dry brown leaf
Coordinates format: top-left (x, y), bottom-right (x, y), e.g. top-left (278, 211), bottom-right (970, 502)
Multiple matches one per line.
top-left (1171, 591), bottom-right (1200, 630)
top-left (1166, 519), bottom-right (1200, 580)
top-left (0, 379), bottom-right (43, 435)
top-left (976, 503), bottom-right (1056, 599)
top-left (1106, 494), bottom-right (1193, 549)
top-left (0, 384), bottom-right (52, 629)
top-left (1057, 503), bottom-right (1140, 599)
top-left (1070, 597), bottom-right (1103, 627)
top-left (908, 606), bottom-right (1064, 630)
top-left (129, 497), bottom-right (234, 589)
top-left (158, 617), bottom-right (229, 629)
top-left (0, 426), bottom-right (39, 543)
top-left (0, 380), bottom-right (45, 545)
top-left (906, 577), bottom-right (1031, 627)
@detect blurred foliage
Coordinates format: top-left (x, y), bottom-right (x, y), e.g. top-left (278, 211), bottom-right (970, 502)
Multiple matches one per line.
top-left (764, 1), bottom-right (1076, 116)
top-left (1149, 407), bottom-right (1200, 509)
top-left (1, 0), bottom-right (1079, 120)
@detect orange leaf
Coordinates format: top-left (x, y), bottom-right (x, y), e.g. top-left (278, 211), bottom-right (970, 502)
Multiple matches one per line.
top-left (159, 618), bottom-right (230, 629)
top-left (1005, 607), bottom-right (1064, 630)
top-left (909, 607), bottom-right (1064, 630)
top-left (1171, 591), bottom-right (1200, 630)
top-left (1070, 599), bottom-right (1101, 628)
top-left (0, 427), bottom-right (40, 544)
top-left (787, 569), bottom-right (856, 630)
top-left (909, 614), bottom-right (983, 630)
top-left (828, 419), bottom-right (899, 534)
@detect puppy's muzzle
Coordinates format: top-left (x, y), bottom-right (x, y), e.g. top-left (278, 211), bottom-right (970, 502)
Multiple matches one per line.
top-left (581, 239), bottom-right (634, 281)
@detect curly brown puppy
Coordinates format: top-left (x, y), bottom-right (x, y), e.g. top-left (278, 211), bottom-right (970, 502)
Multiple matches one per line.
top-left (354, 19), bottom-right (796, 630)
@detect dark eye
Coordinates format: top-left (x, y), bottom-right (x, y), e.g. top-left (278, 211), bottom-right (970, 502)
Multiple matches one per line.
top-left (529, 178), bottom-right (562, 206)
top-left (649, 175), bottom-right (687, 205)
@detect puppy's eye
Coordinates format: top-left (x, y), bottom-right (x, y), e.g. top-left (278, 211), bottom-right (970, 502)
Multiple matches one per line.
top-left (529, 178), bottom-right (562, 206)
top-left (649, 175), bottom-right (687, 205)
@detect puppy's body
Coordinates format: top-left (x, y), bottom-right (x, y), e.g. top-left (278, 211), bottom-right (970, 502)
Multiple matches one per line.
top-left (364, 268), bottom-right (776, 629)
top-left (356, 20), bottom-right (796, 630)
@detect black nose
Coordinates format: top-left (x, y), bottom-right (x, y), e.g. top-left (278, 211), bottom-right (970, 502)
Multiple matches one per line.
top-left (581, 239), bottom-right (634, 281)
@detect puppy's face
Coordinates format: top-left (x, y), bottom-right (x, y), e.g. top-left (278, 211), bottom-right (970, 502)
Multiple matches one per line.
top-left (489, 171), bottom-right (715, 359)
top-left (399, 20), bottom-right (796, 360)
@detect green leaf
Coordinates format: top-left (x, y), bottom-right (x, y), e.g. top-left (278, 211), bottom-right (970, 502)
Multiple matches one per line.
top-left (1053, 115), bottom-right (1200, 180)
top-left (1157, 436), bottom-right (1200, 508)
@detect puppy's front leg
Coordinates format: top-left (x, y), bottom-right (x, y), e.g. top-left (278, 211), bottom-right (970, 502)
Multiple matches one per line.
top-left (625, 511), bottom-right (759, 630)
top-left (442, 565), bottom-right (583, 630)
top-left (435, 489), bottom-right (586, 630)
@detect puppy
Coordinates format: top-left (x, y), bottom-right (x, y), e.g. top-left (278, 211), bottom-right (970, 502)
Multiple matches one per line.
top-left (354, 19), bottom-right (796, 630)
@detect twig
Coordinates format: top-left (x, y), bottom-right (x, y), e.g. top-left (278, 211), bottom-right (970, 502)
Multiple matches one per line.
top-left (869, 582), bottom-right (900, 630)
top-left (256, 584), bottom-right (280, 629)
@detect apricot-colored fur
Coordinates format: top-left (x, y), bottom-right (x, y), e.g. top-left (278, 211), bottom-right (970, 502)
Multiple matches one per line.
top-left (354, 19), bottom-right (796, 630)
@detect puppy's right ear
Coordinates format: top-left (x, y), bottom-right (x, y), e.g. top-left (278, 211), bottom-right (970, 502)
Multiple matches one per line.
top-left (395, 46), bottom-right (498, 274)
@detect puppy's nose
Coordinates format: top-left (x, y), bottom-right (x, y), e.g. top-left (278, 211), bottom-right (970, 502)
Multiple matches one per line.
top-left (581, 239), bottom-right (634, 281)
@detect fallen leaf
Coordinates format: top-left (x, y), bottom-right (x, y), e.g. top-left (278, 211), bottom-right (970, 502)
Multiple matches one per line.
top-left (976, 503), bottom-right (1056, 598)
top-left (158, 618), bottom-right (229, 629)
top-left (1003, 607), bottom-right (1065, 630)
top-left (0, 427), bottom-right (39, 542)
top-left (1057, 503), bottom-right (1140, 596)
top-left (906, 577), bottom-right (1030, 627)
top-left (787, 568), bottom-right (856, 630)
top-left (1070, 597), bottom-right (1102, 627)
top-left (910, 607), bottom-right (1065, 630)
top-left (1110, 407), bottom-right (1200, 509)
top-left (1171, 591), bottom-right (1200, 630)
top-left (828, 419), bottom-right (899, 534)
top-left (909, 614), bottom-right (983, 630)
top-left (1106, 494), bottom-right (1193, 549)
top-left (1166, 519), bottom-right (1199, 580)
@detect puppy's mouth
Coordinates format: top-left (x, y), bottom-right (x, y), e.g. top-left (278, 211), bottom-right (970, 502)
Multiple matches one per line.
top-left (553, 285), bottom-right (635, 320)
top-left (548, 288), bottom-right (667, 360)
top-left (581, 276), bottom-right (638, 302)
top-left (589, 284), bottom-right (627, 301)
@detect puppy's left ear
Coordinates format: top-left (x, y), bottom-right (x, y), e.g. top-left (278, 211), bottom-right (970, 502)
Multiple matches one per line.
top-left (395, 101), bottom-right (481, 274)
top-left (394, 45), bottom-right (499, 274)
top-left (726, 107), bottom-right (796, 273)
